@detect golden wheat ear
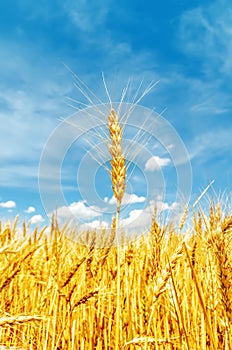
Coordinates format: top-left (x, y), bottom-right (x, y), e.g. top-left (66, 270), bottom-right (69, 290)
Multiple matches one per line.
top-left (108, 108), bottom-right (126, 213)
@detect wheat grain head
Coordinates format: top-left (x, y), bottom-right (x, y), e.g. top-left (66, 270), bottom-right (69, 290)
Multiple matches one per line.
top-left (108, 109), bottom-right (126, 213)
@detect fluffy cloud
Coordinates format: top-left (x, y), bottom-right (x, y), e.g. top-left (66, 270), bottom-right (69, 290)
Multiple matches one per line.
top-left (0, 200), bottom-right (16, 209)
top-left (80, 220), bottom-right (109, 231)
top-left (29, 214), bottom-right (45, 224)
top-left (145, 156), bottom-right (171, 171)
top-left (121, 199), bottom-right (179, 231)
top-left (108, 193), bottom-right (146, 205)
top-left (25, 206), bottom-right (35, 213)
top-left (121, 209), bottom-right (144, 227)
top-left (50, 201), bottom-right (101, 220)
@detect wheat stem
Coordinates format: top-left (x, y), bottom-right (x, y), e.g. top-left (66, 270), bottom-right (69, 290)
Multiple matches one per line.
top-left (115, 209), bottom-right (121, 350)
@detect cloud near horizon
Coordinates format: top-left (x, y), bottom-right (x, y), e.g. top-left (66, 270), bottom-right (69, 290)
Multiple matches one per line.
top-left (107, 193), bottom-right (146, 206)
top-left (29, 214), bottom-right (45, 225)
top-left (80, 220), bottom-right (109, 231)
top-left (145, 156), bottom-right (171, 172)
top-left (49, 201), bottom-right (102, 221)
top-left (77, 198), bottom-right (179, 232)
top-left (25, 206), bottom-right (36, 214)
top-left (0, 200), bottom-right (16, 209)
top-left (120, 198), bottom-right (179, 230)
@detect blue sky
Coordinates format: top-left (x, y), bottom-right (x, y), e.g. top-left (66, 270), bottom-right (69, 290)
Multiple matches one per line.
top-left (0, 0), bottom-right (232, 230)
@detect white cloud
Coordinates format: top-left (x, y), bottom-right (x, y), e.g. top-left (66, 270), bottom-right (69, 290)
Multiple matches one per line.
top-left (145, 156), bottom-right (171, 171)
top-left (121, 199), bottom-right (179, 231)
top-left (0, 200), bottom-right (16, 209)
top-left (121, 209), bottom-right (144, 226)
top-left (108, 193), bottom-right (146, 205)
top-left (50, 201), bottom-right (101, 220)
top-left (80, 220), bottom-right (109, 231)
top-left (25, 206), bottom-right (35, 213)
top-left (148, 199), bottom-right (178, 213)
top-left (29, 214), bottom-right (45, 225)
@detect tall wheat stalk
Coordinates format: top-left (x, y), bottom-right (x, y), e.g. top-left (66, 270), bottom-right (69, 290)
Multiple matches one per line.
top-left (59, 71), bottom-right (156, 348)
top-left (108, 108), bottom-right (126, 350)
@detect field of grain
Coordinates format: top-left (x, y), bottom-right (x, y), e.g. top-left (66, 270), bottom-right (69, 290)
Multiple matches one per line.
top-left (0, 205), bottom-right (231, 350)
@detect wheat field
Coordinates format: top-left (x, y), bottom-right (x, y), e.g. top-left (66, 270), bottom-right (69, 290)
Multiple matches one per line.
top-left (0, 205), bottom-right (231, 350)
